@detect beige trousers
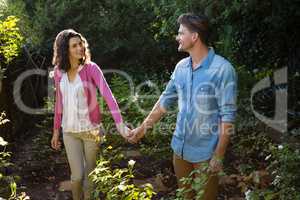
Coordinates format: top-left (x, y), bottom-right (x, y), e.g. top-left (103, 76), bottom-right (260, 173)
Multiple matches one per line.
top-left (63, 129), bottom-right (101, 200)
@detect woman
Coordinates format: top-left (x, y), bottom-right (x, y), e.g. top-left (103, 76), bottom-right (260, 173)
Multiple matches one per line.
top-left (50, 29), bottom-right (131, 200)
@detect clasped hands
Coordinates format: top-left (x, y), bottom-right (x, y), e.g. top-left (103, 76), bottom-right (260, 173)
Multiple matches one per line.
top-left (116, 123), bottom-right (147, 144)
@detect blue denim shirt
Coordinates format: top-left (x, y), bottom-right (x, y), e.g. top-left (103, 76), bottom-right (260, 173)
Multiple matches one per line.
top-left (159, 48), bottom-right (237, 163)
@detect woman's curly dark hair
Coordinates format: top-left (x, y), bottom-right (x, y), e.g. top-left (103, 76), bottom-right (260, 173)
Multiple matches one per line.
top-left (52, 29), bottom-right (91, 72)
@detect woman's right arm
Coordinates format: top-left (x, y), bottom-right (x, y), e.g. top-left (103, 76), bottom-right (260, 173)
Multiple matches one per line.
top-left (90, 63), bottom-right (131, 138)
top-left (53, 67), bottom-right (62, 133)
top-left (51, 68), bottom-right (62, 150)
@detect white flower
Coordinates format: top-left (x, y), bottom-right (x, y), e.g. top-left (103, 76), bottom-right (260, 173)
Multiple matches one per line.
top-left (245, 189), bottom-right (252, 200)
top-left (0, 119), bottom-right (9, 125)
top-left (0, 137), bottom-right (8, 146)
top-left (128, 159), bottom-right (136, 166)
top-left (49, 70), bottom-right (54, 78)
top-left (145, 80), bottom-right (155, 87)
top-left (272, 175), bottom-right (281, 186)
top-left (265, 154), bottom-right (272, 161)
top-left (252, 68), bottom-right (259, 73)
top-left (278, 145), bottom-right (283, 150)
top-left (132, 94), bottom-right (139, 102)
top-left (118, 184), bottom-right (126, 191)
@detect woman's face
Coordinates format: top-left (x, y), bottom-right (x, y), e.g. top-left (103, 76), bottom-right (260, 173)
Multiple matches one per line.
top-left (68, 36), bottom-right (85, 61)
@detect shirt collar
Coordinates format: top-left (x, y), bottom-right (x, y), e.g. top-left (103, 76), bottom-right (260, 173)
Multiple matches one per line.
top-left (189, 47), bottom-right (215, 70)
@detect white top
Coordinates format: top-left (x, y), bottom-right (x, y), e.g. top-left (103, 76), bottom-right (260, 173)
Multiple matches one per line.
top-left (60, 72), bottom-right (99, 133)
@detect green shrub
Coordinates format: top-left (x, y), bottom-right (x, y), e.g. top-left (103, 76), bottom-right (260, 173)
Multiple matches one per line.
top-left (90, 145), bottom-right (156, 200)
top-left (174, 163), bottom-right (225, 200)
top-left (0, 15), bottom-right (23, 78)
top-left (245, 144), bottom-right (300, 200)
top-left (0, 112), bottom-right (29, 200)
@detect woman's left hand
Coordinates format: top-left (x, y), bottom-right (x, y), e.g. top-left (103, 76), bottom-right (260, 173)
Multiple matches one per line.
top-left (116, 123), bottom-right (133, 140)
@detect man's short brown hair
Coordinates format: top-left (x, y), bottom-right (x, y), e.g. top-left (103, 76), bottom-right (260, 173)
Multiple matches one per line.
top-left (177, 13), bottom-right (210, 46)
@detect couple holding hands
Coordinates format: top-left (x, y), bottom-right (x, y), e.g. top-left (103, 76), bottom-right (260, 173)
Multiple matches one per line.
top-left (51, 13), bottom-right (237, 200)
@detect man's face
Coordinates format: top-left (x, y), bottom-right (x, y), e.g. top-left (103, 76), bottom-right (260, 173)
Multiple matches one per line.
top-left (176, 24), bottom-right (197, 52)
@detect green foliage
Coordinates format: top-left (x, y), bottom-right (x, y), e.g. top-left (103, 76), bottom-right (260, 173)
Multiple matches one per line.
top-left (0, 112), bottom-right (29, 200)
top-left (268, 144), bottom-right (300, 199)
top-left (1, 0), bottom-right (298, 79)
top-left (174, 163), bottom-right (225, 200)
top-left (90, 146), bottom-right (156, 200)
top-left (232, 132), bottom-right (271, 168)
top-left (0, 0), bottom-right (32, 38)
top-left (0, 15), bottom-right (23, 77)
top-left (99, 73), bottom-right (169, 128)
top-left (151, 0), bottom-right (299, 73)
top-left (139, 131), bottom-right (172, 159)
top-left (24, 0), bottom-right (166, 73)
top-left (0, 139), bottom-right (15, 198)
top-left (0, 14), bottom-right (28, 191)
top-left (241, 144), bottom-right (300, 200)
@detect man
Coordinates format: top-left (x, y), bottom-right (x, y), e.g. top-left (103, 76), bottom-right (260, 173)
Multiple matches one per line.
top-left (128, 13), bottom-right (237, 199)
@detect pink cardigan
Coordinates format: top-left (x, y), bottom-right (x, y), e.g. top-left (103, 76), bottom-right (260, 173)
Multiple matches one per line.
top-left (53, 62), bottom-right (123, 131)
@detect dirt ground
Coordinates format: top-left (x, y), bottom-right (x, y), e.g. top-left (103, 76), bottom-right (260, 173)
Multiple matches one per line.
top-left (11, 130), bottom-right (245, 200)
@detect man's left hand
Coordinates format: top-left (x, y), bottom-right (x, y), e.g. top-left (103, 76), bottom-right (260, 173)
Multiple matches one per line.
top-left (208, 155), bottom-right (224, 173)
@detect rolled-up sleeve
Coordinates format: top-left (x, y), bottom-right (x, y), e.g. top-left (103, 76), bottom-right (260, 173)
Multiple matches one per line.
top-left (159, 71), bottom-right (178, 111)
top-left (217, 63), bottom-right (237, 123)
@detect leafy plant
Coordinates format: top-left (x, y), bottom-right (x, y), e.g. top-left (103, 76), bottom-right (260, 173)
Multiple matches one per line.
top-left (0, 15), bottom-right (23, 63)
top-left (0, 112), bottom-right (29, 200)
top-left (244, 144), bottom-right (300, 200)
top-left (0, 14), bottom-right (23, 96)
top-left (90, 146), bottom-right (156, 200)
top-left (174, 163), bottom-right (225, 200)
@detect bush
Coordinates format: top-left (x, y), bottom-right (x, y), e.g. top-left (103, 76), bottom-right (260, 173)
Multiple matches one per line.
top-left (90, 145), bottom-right (156, 200)
top-left (0, 15), bottom-right (23, 77)
top-left (174, 163), bottom-right (224, 200)
top-left (243, 144), bottom-right (300, 200)
top-left (0, 112), bottom-right (29, 200)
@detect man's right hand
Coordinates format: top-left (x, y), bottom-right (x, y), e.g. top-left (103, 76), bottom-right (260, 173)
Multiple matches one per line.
top-left (127, 101), bottom-right (166, 144)
top-left (116, 123), bottom-right (134, 140)
top-left (51, 130), bottom-right (61, 150)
